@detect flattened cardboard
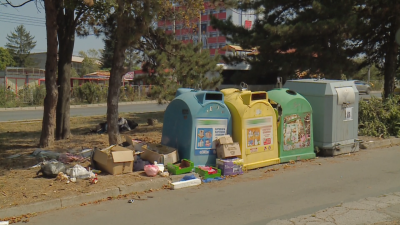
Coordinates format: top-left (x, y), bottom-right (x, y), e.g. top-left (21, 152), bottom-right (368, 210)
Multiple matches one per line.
top-left (141, 144), bottom-right (179, 165)
top-left (217, 142), bottom-right (241, 158)
top-left (93, 146), bottom-right (134, 175)
top-left (125, 135), bottom-right (145, 152)
top-left (218, 135), bottom-right (233, 145)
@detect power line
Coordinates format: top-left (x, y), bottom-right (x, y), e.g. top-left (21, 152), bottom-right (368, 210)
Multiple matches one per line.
top-left (0, 16), bottom-right (45, 26)
top-left (0, 11), bottom-right (45, 21)
top-left (0, 14), bottom-right (45, 23)
top-left (0, 19), bottom-right (44, 27)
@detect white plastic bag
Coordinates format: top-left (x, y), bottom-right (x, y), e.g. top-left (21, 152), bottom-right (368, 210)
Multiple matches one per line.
top-left (66, 165), bottom-right (91, 179)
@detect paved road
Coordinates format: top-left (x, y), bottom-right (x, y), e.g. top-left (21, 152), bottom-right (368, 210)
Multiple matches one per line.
top-left (0, 103), bottom-right (168, 122)
top-left (359, 91), bottom-right (381, 99)
top-left (21, 146), bottom-right (400, 225)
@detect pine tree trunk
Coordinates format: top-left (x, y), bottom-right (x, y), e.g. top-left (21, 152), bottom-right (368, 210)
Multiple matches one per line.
top-left (107, 0), bottom-right (127, 145)
top-left (40, 0), bottom-right (58, 148)
top-left (383, 15), bottom-right (400, 99)
top-left (55, 9), bottom-right (75, 140)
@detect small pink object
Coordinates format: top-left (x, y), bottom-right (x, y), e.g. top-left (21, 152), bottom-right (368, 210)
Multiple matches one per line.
top-left (144, 165), bottom-right (159, 177)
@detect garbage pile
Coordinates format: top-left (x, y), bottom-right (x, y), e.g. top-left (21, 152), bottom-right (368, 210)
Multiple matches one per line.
top-left (32, 133), bottom-right (243, 190)
top-left (94, 117), bottom-right (138, 134)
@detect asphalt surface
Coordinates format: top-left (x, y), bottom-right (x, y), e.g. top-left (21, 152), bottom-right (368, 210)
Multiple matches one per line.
top-left (0, 92), bottom-right (381, 122)
top-left (0, 103), bottom-right (168, 122)
top-left (19, 146), bottom-right (400, 225)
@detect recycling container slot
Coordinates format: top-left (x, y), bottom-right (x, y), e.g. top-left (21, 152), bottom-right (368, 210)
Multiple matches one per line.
top-left (286, 90), bottom-right (297, 95)
top-left (251, 93), bottom-right (267, 101)
top-left (205, 93), bottom-right (223, 101)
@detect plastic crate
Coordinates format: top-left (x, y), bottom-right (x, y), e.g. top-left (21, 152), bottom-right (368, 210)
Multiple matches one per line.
top-left (166, 159), bottom-right (194, 175)
top-left (195, 166), bottom-right (221, 179)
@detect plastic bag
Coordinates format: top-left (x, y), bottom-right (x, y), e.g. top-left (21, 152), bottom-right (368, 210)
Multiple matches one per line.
top-left (36, 161), bottom-right (66, 178)
top-left (66, 165), bottom-right (92, 179)
top-left (144, 165), bottom-right (159, 177)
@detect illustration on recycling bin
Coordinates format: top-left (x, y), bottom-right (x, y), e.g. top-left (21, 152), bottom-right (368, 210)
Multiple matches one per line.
top-left (161, 88), bottom-right (232, 167)
top-left (268, 88), bottom-right (316, 163)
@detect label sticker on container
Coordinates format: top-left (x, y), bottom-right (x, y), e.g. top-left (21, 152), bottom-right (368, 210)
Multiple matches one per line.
top-left (245, 116), bottom-right (273, 154)
top-left (195, 119), bottom-right (228, 155)
top-left (283, 113), bottom-right (311, 151)
top-left (345, 107), bottom-right (353, 121)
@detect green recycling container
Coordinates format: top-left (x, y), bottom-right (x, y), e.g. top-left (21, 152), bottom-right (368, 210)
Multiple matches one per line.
top-left (267, 88), bottom-right (316, 163)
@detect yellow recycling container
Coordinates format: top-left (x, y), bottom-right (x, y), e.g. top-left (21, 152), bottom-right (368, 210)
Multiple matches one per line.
top-left (221, 86), bottom-right (280, 170)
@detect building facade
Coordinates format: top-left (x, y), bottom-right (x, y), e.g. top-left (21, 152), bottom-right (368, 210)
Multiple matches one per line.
top-left (157, 1), bottom-right (257, 57)
top-left (0, 67), bottom-right (45, 92)
top-left (28, 52), bottom-right (84, 74)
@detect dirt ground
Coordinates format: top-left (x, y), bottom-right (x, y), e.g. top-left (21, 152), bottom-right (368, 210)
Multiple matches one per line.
top-left (0, 112), bottom-right (164, 210)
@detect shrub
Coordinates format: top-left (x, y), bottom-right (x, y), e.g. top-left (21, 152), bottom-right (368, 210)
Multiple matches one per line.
top-left (358, 96), bottom-right (400, 138)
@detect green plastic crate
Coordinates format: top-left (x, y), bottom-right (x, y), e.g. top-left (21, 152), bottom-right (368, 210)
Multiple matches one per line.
top-left (195, 166), bottom-right (221, 179)
top-left (166, 159), bottom-right (194, 175)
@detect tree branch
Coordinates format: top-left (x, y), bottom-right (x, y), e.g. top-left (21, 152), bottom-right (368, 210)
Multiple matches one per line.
top-left (74, 8), bottom-right (88, 27)
top-left (1, 0), bottom-right (33, 7)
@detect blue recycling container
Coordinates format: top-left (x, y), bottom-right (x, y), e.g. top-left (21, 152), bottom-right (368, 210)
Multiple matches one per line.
top-left (161, 88), bottom-right (232, 166)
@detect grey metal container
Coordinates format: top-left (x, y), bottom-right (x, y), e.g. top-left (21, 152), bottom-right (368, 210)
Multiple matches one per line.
top-left (284, 79), bottom-right (359, 156)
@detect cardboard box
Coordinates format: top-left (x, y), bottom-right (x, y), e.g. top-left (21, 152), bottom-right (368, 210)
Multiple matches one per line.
top-left (140, 143), bottom-right (179, 165)
top-left (125, 135), bottom-right (145, 152)
top-left (218, 135), bottom-right (233, 145)
top-left (93, 145), bottom-right (134, 175)
top-left (216, 158), bottom-right (243, 176)
top-left (217, 142), bottom-right (241, 158)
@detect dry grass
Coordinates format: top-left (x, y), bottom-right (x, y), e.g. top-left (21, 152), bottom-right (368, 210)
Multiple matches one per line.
top-left (0, 111), bottom-right (165, 210)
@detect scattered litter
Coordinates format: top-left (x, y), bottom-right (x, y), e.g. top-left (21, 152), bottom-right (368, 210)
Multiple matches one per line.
top-left (159, 171), bottom-right (169, 177)
top-left (59, 153), bottom-right (85, 164)
top-left (90, 174), bottom-right (98, 184)
top-left (94, 117), bottom-right (138, 134)
top-left (147, 118), bottom-right (158, 126)
top-left (70, 178), bottom-right (77, 183)
top-left (154, 161), bottom-right (164, 172)
top-left (6, 154), bottom-right (21, 159)
top-left (31, 149), bottom-right (61, 160)
top-left (171, 178), bottom-right (202, 190)
top-left (55, 172), bottom-right (69, 181)
top-left (134, 156), bottom-right (150, 171)
top-left (0, 221), bottom-right (9, 225)
top-left (147, 196), bottom-right (154, 198)
top-left (202, 177), bottom-right (225, 183)
top-left (128, 199), bottom-right (135, 203)
top-left (180, 174), bottom-right (197, 182)
top-left (91, 169), bottom-right (101, 174)
top-left (36, 161), bottom-right (66, 178)
top-left (66, 165), bottom-right (93, 179)
top-left (144, 165), bottom-right (159, 177)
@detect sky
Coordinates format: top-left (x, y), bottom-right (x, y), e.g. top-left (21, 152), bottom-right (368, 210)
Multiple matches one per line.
top-left (0, 2), bottom-right (104, 55)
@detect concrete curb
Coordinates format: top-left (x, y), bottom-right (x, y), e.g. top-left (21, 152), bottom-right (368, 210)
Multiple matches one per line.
top-left (0, 100), bottom-right (158, 112)
top-left (0, 178), bottom-right (169, 219)
top-left (360, 138), bottom-right (400, 150)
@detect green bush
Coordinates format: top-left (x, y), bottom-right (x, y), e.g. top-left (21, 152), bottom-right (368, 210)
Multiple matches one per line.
top-left (358, 96), bottom-right (400, 138)
top-left (72, 82), bottom-right (107, 104)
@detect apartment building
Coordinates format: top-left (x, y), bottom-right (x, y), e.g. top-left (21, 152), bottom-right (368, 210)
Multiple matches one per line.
top-left (157, 1), bottom-right (257, 56)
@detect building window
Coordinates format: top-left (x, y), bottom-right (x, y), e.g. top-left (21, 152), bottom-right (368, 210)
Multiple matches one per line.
top-left (182, 35), bottom-right (189, 40)
top-left (220, 8), bottom-right (226, 13)
top-left (219, 43), bottom-right (226, 48)
top-left (167, 26), bottom-right (172, 31)
top-left (210, 10), bottom-right (217, 14)
top-left (210, 44), bottom-right (217, 49)
top-left (201, 10), bottom-right (208, 15)
top-left (210, 32), bottom-right (217, 37)
top-left (175, 36), bottom-right (181, 40)
top-left (176, 25), bottom-right (182, 30)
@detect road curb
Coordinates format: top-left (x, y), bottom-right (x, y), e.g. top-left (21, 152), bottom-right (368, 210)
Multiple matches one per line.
top-left (360, 138), bottom-right (400, 149)
top-left (0, 100), bottom-right (158, 112)
top-left (0, 178), bottom-right (169, 219)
